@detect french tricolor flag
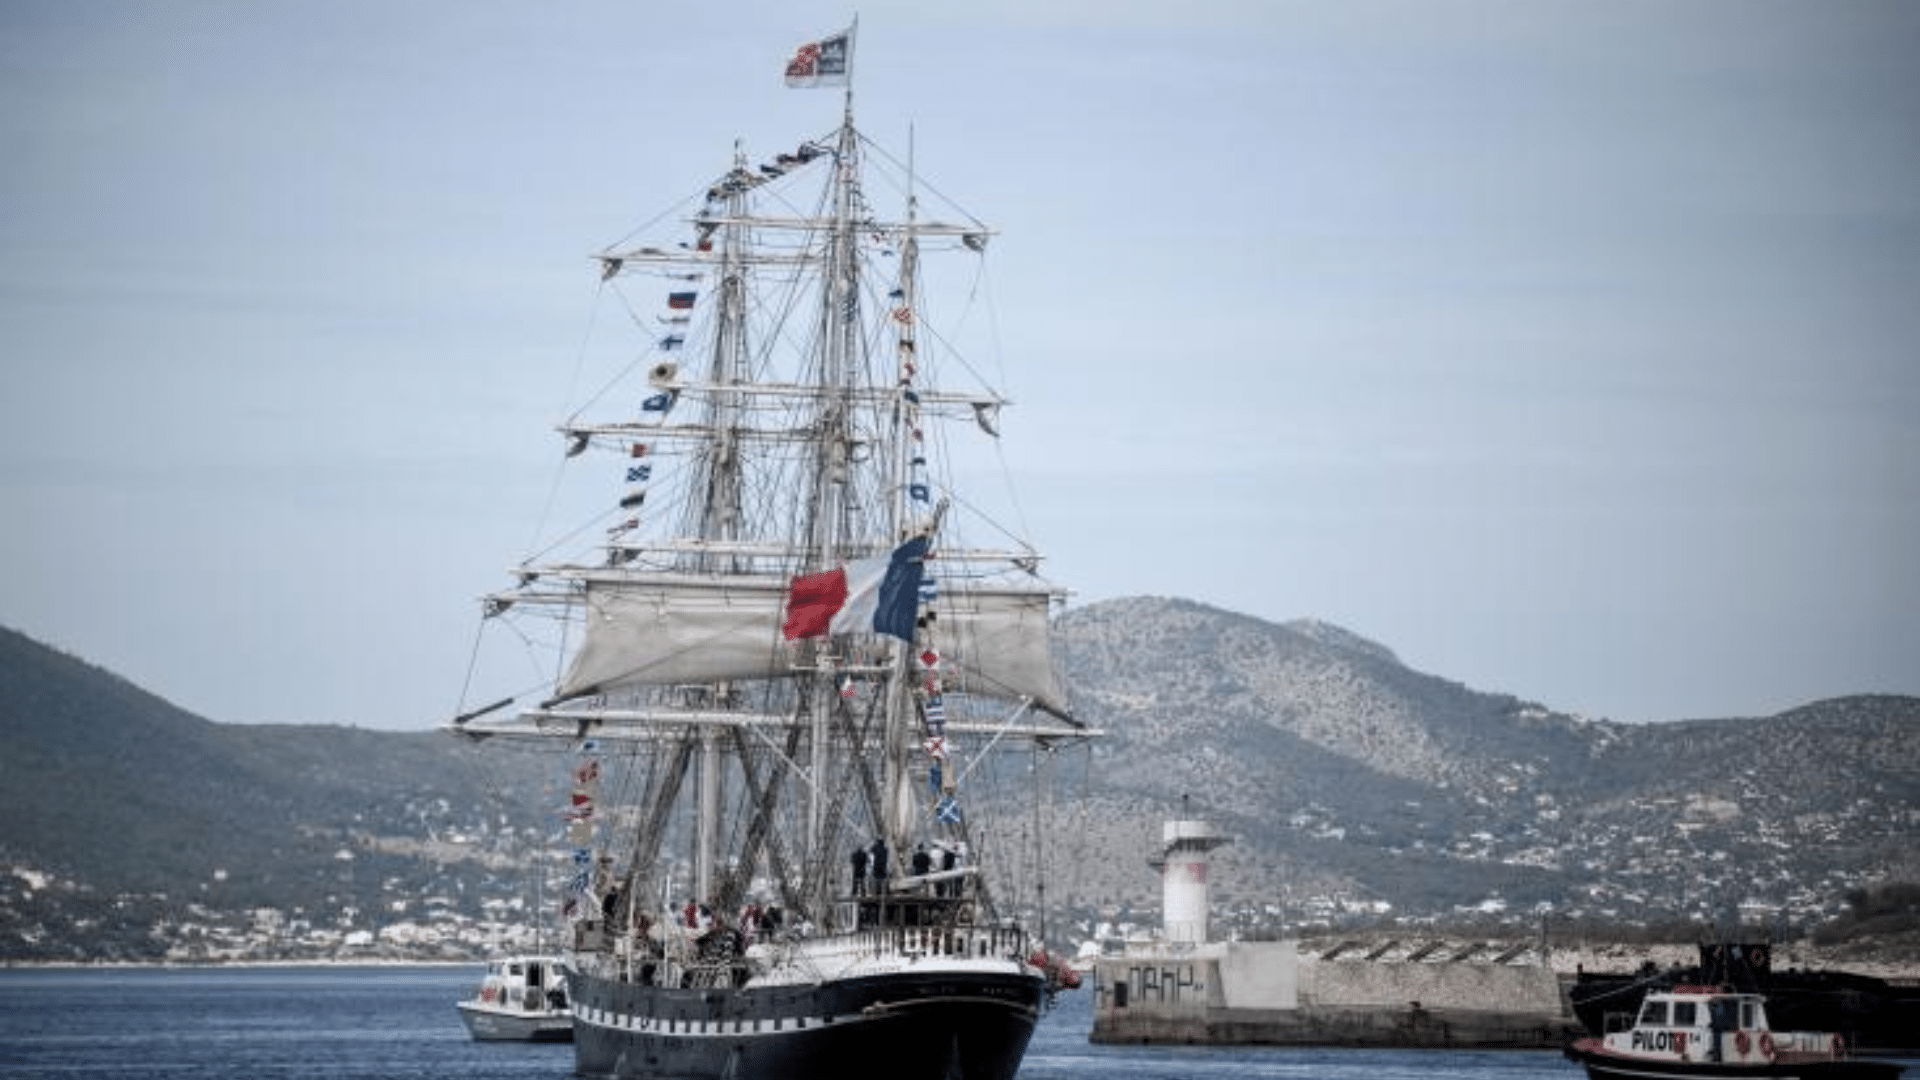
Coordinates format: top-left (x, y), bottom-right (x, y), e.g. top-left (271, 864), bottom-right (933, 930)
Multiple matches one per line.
top-left (782, 537), bottom-right (929, 642)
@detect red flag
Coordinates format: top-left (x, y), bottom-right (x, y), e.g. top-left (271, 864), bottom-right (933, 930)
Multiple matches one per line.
top-left (782, 567), bottom-right (850, 640)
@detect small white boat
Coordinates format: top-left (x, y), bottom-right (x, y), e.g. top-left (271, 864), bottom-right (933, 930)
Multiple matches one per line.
top-left (455, 954), bottom-right (573, 1042)
top-left (1565, 985), bottom-right (1904, 1079)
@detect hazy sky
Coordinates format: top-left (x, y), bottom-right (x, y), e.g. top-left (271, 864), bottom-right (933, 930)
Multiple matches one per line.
top-left (3, 1), bottom-right (1916, 730)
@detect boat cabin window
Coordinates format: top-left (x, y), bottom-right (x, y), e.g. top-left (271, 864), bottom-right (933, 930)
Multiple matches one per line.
top-left (1671, 1002), bottom-right (1697, 1026)
top-left (509, 963), bottom-right (524, 977)
top-left (1740, 1001), bottom-right (1757, 1028)
top-left (1637, 999), bottom-right (1669, 1026)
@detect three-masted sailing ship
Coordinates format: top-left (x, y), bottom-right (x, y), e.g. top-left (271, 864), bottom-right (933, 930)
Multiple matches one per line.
top-left (447, 26), bottom-right (1090, 1080)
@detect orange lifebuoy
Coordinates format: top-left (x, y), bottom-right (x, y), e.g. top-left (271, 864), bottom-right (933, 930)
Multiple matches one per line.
top-left (1758, 1032), bottom-right (1776, 1060)
top-left (481, 986), bottom-right (496, 1002)
top-left (1832, 1033), bottom-right (1845, 1057)
top-left (1735, 1031), bottom-right (1751, 1055)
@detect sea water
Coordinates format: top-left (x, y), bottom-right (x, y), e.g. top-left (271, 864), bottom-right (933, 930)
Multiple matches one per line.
top-left (2, 964), bottom-right (1904, 1079)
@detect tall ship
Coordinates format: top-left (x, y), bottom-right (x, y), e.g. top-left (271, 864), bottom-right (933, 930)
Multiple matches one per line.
top-left (446, 25), bottom-right (1090, 1080)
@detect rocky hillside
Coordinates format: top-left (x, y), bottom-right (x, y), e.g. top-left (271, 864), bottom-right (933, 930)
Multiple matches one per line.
top-left (0, 625), bottom-right (556, 943)
top-left (1049, 597), bottom-right (1918, 927)
top-left (1, 602), bottom-right (1914, 961)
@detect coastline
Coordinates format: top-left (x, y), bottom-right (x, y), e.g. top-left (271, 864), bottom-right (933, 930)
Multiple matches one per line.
top-left (12, 933), bottom-right (1919, 980)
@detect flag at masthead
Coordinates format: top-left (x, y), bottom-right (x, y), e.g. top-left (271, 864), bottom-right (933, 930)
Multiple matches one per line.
top-left (784, 25), bottom-right (854, 88)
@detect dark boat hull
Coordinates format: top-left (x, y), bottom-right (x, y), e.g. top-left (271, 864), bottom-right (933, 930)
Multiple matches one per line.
top-left (571, 966), bottom-right (1045, 1080)
top-left (1569, 945), bottom-right (1920, 1056)
top-left (1573, 976), bottom-right (1920, 1057)
top-left (1565, 1042), bottom-right (1906, 1080)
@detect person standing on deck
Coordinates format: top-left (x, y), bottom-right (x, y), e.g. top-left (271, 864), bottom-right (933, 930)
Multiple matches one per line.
top-left (869, 837), bottom-right (889, 893)
top-left (851, 845), bottom-right (869, 896)
top-left (939, 843), bottom-right (958, 897)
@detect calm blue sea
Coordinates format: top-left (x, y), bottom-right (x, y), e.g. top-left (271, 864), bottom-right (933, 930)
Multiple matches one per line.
top-left (2, 965), bottom-right (1912, 1079)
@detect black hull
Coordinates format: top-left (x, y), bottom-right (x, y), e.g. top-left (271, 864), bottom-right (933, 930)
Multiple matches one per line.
top-left (1565, 1045), bottom-right (1906, 1080)
top-left (571, 966), bottom-right (1045, 1080)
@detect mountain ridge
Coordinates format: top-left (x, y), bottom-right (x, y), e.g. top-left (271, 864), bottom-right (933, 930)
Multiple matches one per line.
top-left (0, 624), bottom-right (554, 918)
top-left (1051, 596), bottom-right (1915, 923)
top-left (2, 599), bottom-right (1913, 961)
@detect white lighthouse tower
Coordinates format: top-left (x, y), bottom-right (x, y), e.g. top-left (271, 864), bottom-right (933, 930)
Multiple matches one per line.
top-left (1148, 803), bottom-right (1230, 945)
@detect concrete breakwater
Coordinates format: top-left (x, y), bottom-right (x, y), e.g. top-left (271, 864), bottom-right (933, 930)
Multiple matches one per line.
top-left (1089, 939), bottom-right (1584, 1048)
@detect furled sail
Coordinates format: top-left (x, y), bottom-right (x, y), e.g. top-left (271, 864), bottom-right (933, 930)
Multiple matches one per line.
top-left (555, 574), bottom-right (795, 698)
top-left (552, 570), bottom-right (1068, 716)
top-left (924, 583), bottom-right (1069, 717)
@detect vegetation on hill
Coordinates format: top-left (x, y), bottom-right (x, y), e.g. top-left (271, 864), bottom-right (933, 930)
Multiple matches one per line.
top-left (1050, 598), bottom-right (1917, 930)
top-left (2, 599), bottom-right (1915, 962)
top-left (0, 626), bottom-right (556, 960)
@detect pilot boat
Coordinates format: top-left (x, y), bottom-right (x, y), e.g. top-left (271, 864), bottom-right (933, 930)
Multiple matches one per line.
top-left (1565, 985), bottom-right (1905, 1079)
top-left (455, 954), bottom-right (573, 1042)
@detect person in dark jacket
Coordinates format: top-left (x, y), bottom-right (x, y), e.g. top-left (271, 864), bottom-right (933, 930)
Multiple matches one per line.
top-left (868, 837), bottom-right (889, 892)
top-left (939, 843), bottom-right (959, 897)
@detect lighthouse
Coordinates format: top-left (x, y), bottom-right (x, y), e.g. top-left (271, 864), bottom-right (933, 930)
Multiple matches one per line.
top-left (1148, 811), bottom-right (1230, 944)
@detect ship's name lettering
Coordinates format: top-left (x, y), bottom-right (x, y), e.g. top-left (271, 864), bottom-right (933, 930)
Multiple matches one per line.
top-left (929, 984), bottom-right (1021, 1001)
top-left (1630, 1030), bottom-right (1688, 1053)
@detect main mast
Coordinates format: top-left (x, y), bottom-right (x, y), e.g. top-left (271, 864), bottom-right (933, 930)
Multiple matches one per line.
top-left (797, 91), bottom-right (862, 906)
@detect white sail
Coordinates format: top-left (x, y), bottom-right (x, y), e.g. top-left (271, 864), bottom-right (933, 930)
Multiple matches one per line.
top-left (556, 574), bottom-right (795, 698)
top-left (931, 584), bottom-right (1070, 716)
top-left (552, 573), bottom-right (1069, 717)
